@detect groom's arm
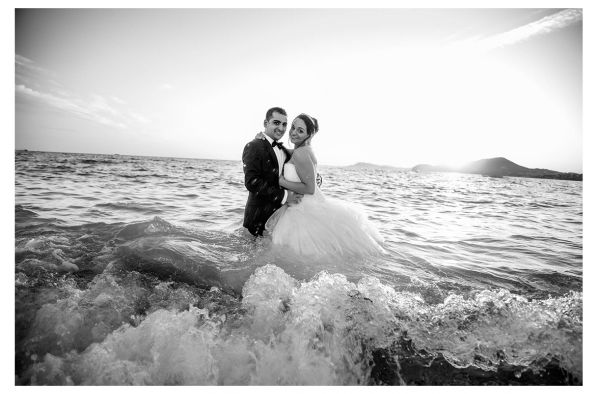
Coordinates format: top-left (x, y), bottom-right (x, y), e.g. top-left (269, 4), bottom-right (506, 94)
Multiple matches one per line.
top-left (243, 141), bottom-right (286, 204)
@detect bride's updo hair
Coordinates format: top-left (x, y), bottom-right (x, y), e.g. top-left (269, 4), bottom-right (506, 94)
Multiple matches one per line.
top-left (296, 113), bottom-right (319, 137)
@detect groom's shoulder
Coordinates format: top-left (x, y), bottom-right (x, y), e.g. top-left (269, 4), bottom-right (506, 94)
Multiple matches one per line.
top-left (243, 138), bottom-right (266, 156)
top-left (244, 138), bottom-right (265, 150)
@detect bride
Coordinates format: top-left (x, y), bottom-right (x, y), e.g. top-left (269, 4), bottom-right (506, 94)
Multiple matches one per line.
top-left (264, 113), bottom-right (383, 257)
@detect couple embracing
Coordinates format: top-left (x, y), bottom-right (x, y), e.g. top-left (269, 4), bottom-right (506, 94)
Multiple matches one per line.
top-left (242, 107), bottom-right (383, 257)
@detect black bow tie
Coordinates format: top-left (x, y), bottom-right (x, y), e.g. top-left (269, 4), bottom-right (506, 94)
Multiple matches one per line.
top-left (271, 140), bottom-right (285, 150)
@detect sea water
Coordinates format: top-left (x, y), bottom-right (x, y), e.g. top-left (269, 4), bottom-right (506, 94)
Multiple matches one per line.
top-left (15, 151), bottom-right (582, 385)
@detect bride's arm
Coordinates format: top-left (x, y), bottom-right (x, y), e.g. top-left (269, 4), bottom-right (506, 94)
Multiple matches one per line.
top-left (279, 149), bottom-right (316, 195)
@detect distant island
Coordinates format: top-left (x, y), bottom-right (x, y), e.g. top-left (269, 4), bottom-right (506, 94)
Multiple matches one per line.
top-left (344, 162), bottom-right (405, 171)
top-left (412, 157), bottom-right (582, 181)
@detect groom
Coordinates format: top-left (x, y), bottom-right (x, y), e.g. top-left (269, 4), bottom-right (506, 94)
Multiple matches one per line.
top-left (242, 107), bottom-right (302, 236)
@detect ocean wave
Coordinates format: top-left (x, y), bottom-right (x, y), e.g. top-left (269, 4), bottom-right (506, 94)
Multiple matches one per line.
top-left (175, 193), bottom-right (199, 198)
top-left (458, 199), bottom-right (494, 204)
top-left (17, 264), bottom-right (582, 385)
top-left (16, 235), bottom-right (80, 273)
top-left (95, 202), bottom-right (163, 214)
top-left (118, 173), bottom-right (152, 179)
top-left (15, 205), bottom-right (39, 218)
top-left (114, 216), bottom-right (181, 240)
top-left (79, 159), bottom-right (117, 165)
top-left (14, 152), bottom-right (583, 385)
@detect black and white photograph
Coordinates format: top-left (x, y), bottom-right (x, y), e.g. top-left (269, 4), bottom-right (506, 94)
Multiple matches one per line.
top-left (9, 2), bottom-right (594, 387)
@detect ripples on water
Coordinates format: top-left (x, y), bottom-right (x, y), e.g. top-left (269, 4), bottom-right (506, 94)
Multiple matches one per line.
top-left (15, 151), bottom-right (582, 385)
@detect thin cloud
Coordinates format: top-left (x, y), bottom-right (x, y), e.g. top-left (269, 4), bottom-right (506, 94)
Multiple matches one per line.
top-left (449, 9), bottom-right (582, 53)
top-left (160, 83), bottom-right (174, 90)
top-left (111, 96), bottom-right (127, 105)
top-left (15, 55), bottom-right (151, 130)
top-left (15, 54), bottom-right (61, 90)
top-left (16, 84), bottom-right (127, 129)
top-left (15, 54), bottom-right (52, 76)
top-left (129, 112), bottom-right (151, 124)
top-left (89, 94), bottom-right (120, 117)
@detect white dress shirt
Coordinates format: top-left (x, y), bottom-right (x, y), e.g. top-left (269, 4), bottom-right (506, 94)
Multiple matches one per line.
top-left (263, 133), bottom-right (288, 203)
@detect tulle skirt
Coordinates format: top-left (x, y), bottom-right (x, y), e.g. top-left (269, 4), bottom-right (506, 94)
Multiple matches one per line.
top-left (266, 191), bottom-right (384, 257)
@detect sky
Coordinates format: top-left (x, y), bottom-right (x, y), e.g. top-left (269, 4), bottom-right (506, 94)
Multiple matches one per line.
top-left (14, 7), bottom-right (583, 172)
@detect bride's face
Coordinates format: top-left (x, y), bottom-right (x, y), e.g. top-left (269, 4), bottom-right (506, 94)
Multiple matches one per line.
top-left (289, 118), bottom-right (309, 145)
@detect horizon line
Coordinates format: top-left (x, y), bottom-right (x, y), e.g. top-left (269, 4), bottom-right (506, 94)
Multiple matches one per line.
top-left (14, 148), bottom-right (582, 174)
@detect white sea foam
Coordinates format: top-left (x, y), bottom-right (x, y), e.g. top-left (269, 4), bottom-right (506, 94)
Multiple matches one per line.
top-left (22, 264), bottom-right (581, 385)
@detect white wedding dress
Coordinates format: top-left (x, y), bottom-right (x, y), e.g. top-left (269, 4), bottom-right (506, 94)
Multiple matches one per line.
top-left (266, 162), bottom-right (384, 257)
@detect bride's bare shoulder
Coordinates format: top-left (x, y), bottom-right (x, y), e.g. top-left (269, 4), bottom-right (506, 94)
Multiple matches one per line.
top-left (291, 146), bottom-right (317, 164)
top-left (292, 145), bottom-right (312, 157)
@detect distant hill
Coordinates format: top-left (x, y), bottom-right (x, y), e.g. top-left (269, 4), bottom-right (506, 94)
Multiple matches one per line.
top-left (412, 157), bottom-right (582, 181)
top-left (345, 162), bottom-right (405, 171)
top-left (411, 163), bottom-right (454, 173)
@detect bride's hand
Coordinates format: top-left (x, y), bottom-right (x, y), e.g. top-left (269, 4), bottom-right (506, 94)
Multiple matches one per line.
top-left (279, 175), bottom-right (286, 186)
top-left (255, 132), bottom-right (265, 140)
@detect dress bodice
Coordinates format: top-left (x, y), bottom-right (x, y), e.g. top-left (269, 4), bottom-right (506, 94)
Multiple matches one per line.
top-left (283, 162), bottom-right (323, 200)
top-left (283, 163), bottom-right (302, 182)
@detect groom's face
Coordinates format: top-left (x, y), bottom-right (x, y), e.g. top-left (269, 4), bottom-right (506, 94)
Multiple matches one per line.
top-left (264, 112), bottom-right (287, 141)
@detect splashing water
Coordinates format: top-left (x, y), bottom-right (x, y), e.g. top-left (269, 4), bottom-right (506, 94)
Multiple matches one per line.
top-left (15, 152), bottom-right (582, 385)
top-left (19, 264), bottom-right (581, 385)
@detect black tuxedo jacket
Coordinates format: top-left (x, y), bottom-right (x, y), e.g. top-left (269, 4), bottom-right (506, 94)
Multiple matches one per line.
top-left (242, 138), bottom-right (290, 236)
